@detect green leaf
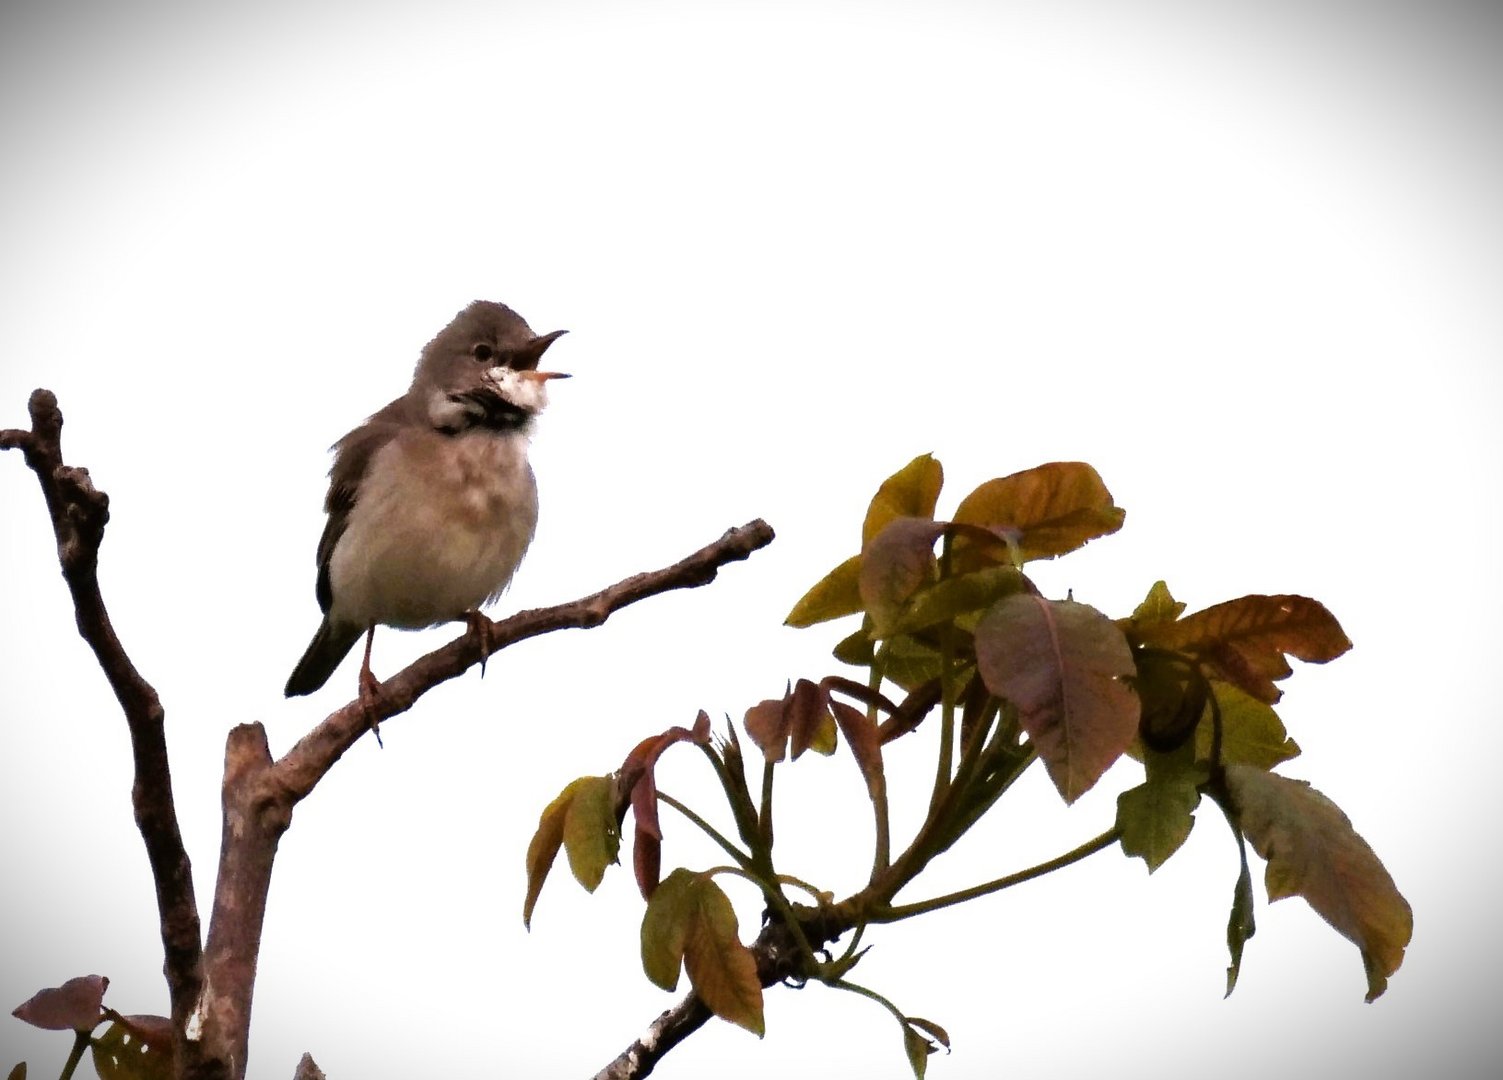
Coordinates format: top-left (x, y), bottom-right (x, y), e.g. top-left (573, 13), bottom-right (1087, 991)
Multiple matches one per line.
top-left (92, 1016), bottom-right (174, 1080)
top-left (1225, 765), bottom-right (1412, 1001)
top-left (974, 595), bottom-right (1140, 803)
top-left (878, 634), bottom-right (946, 693)
top-left (953, 461), bottom-right (1124, 564)
top-left (1201, 682), bottom-right (1300, 769)
top-left (860, 518), bottom-right (943, 635)
top-left (1225, 826), bottom-right (1257, 998)
top-left (563, 775), bottom-right (620, 892)
top-left (892, 565), bottom-right (1028, 635)
top-left (641, 868), bottom-right (699, 991)
top-left (1117, 746), bottom-right (1206, 872)
top-left (1128, 580), bottom-right (1185, 629)
top-left (786, 555), bottom-right (864, 628)
top-left (833, 619), bottom-right (877, 667)
top-left (902, 1016), bottom-right (951, 1080)
top-left (863, 453), bottom-right (944, 547)
top-left (1137, 594), bottom-right (1352, 703)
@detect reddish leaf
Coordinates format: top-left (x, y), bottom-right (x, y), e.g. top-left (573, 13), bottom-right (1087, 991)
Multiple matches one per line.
top-left (975, 595), bottom-right (1139, 803)
top-left (952, 461), bottom-right (1124, 563)
top-left (785, 554), bottom-right (863, 628)
top-left (11, 974), bottom-right (107, 1032)
top-left (93, 1016), bottom-right (174, 1080)
top-left (829, 699), bottom-right (885, 801)
top-left (862, 453), bottom-right (944, 547)
top-left (788, 678), bottom-right (836, 759)
top-left (860, 518), bottom-right (944, 635)
top-left (1225, 765), bottom-right (1412, 1001)
top-left (1137, 595), bottom-right (1352, 703)
top-left (743, 694), bottom-right (790, 763)
top-left (633, 820), bottom-right (663, 900)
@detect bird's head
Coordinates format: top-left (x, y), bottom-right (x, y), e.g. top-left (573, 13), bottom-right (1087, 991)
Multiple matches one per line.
top-left (413, 300), bottom-right (569, 431)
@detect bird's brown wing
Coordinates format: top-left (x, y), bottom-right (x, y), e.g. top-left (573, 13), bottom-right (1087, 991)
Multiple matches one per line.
top-left (312, 397), bottom-right (408, 613)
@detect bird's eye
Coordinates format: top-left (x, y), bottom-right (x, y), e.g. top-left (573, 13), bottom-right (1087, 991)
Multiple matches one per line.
top-left (472, 343), bottom-right (494, 363)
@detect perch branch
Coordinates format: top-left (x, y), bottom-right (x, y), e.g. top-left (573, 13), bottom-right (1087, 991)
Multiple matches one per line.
top-left (190, 525), bottom-right (774, 1076)
top-left (3, 390), bottom-right (212, 1076)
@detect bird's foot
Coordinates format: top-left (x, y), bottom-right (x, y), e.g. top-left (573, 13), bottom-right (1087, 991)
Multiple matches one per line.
top-left (464, 610), bottom-right (493, 678)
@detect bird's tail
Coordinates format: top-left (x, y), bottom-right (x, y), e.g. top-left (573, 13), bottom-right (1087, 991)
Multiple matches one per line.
top-left (284, 618), bottom-right (363, 697)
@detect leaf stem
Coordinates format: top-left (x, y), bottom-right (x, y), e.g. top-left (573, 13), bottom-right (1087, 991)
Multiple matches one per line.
top-left (658, 791), bottom-right (755, 872)
top-left (928, 536), bottom-right (957, 813)
top-left (877, 826), bottom-right (1122, 921)
top-left (59, 1030), bottom-right (90, 1080)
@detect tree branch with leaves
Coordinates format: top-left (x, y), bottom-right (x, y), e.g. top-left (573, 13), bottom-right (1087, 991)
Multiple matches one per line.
top-left (524, 453), bottom-right (1413, 1079)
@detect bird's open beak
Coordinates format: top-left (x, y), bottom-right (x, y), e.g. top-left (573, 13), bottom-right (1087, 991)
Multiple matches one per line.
top-left (520, 370), bottom-right (571, 382)
top-left (511, 328), bottom-right (569, 371)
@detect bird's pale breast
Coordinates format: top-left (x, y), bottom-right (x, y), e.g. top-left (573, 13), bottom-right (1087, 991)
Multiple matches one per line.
top-left (327, 427), bottom-right (538, 629)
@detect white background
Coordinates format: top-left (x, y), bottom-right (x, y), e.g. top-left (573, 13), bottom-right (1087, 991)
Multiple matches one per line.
top-left (2, 1), bottom-right (1499, 1077)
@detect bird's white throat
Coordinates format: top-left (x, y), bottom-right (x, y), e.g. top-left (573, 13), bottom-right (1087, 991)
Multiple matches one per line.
top-left (483, 366), bottom-right (551, 413)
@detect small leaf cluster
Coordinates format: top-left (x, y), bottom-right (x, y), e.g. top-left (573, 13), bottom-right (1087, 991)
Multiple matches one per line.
top-left (523, 455), bottom-right (1413, 1076)
top-left (10, 975), bottom-right (173, 1080)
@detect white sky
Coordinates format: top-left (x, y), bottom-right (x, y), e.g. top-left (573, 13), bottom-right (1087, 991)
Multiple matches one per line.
top-left (2, 1), bottom-right (1500, 1077)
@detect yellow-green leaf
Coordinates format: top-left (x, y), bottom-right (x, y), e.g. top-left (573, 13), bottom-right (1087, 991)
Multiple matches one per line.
top-left (563, 775), bottom-right (619, 892)
top-left (524, 777), bottom-right (595, 926)
top-left (953, 461), bottom-right (1124, 563)
top-left (1117, 746), bottom-right (1206, 872)
top-left (863, 453), bottom-right (944, 547)
top-left (892, 565), bottom-right (1028, 635)
top-left (1201, 682), bottom-right (1300, 769)
top-left (92, 1017), bottom-right (175, 1080)
top-left (1225, 765), bottom-right (1412, 1001)
top-left (1127, 580), bottom-right (1185, 630)
top-left (641, 867), bottom-right (699, 991)
top-left (786, 555), bottom-right (863, 628)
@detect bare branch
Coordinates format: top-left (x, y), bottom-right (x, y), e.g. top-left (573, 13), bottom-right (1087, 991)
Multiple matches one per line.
top-left (3, 390), bottom-right (212, 1076)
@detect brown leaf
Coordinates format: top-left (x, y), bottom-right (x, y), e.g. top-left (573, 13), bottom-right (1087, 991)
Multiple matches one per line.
top-left (1137, 595), bottom-right (1352, 703)
top-left (11, 974), bottom-right (107, 1032)
top-left (681, 881), bottom-right (765, 1036)
top-left (860, 518), bottom-right (944, 635)
top-left (1225, 765), bottom-right (1412, 1001)
top-left (829, 699), bottom-right (885, 800)
top-left (974, 595), bottom-right (1139, 803)
top-left (788, 678), bottom-right (836, 759)
top-left (863, 453), bottom-right (944, 547)
top-left (743, 694), bottom-right (790, 763)
top-left (952, 461), bottom-right (1124, 564)
top-left (7, 1063), bottom-right (24, 1080)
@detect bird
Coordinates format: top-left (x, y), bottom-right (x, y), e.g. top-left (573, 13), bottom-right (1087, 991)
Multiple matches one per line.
top-left (284, 299), bottom-right (569, 723)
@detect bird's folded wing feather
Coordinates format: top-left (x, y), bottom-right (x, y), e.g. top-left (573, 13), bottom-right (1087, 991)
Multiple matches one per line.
top-left (312, 397), bottom-right (409, 614)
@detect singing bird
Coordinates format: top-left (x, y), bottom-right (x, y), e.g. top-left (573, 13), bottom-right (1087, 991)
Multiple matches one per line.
top-left (285, 300), bottom-right (569, 710)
